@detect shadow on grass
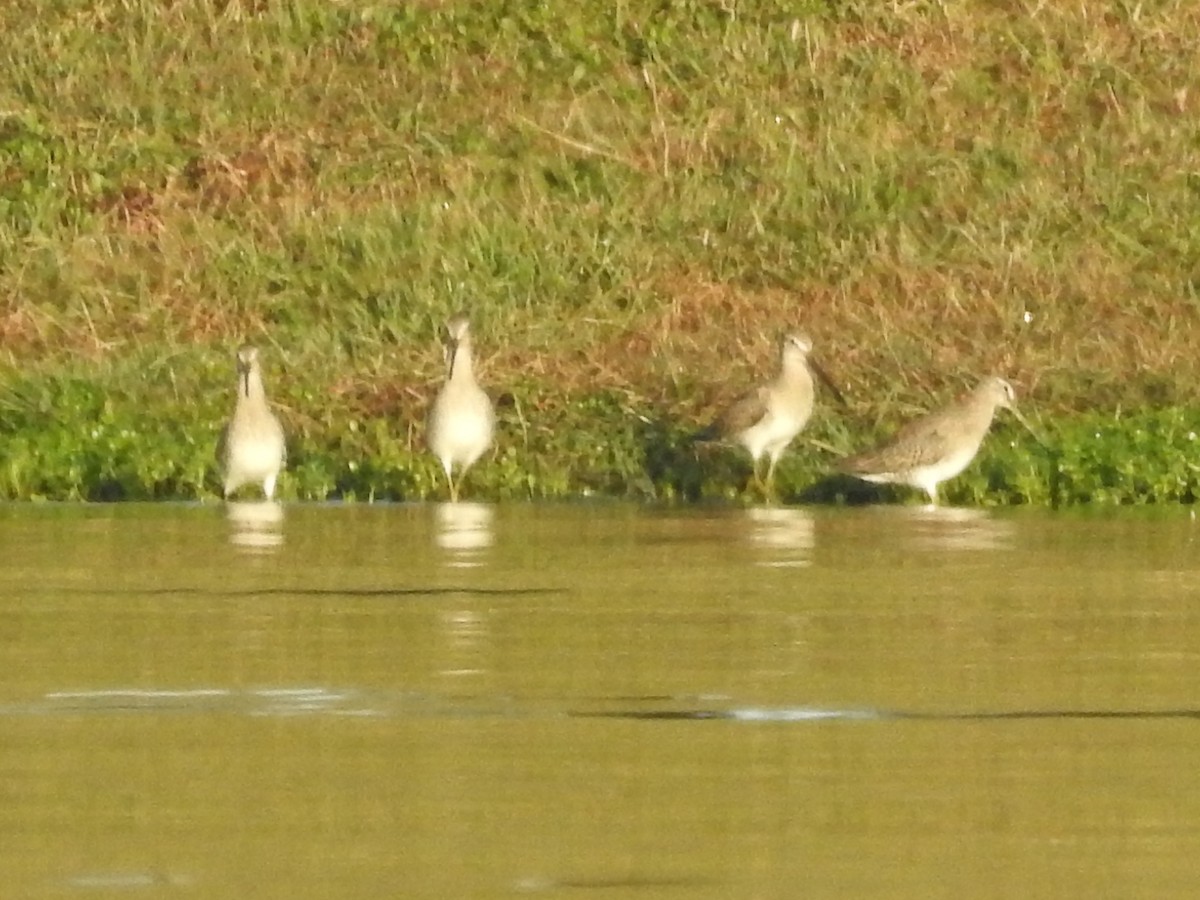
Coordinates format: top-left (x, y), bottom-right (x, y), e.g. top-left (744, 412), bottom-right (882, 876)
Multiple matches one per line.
top-left (791, 473), bottom-right (898, 506)
top-left (636, 416), bottom-right (755, 502)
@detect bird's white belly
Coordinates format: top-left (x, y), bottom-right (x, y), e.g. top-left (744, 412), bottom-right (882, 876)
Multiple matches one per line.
top-left (908, 443), bottom-right (980, 490)
top-left (230, 440), bottom-right (282, 481)
top-left (430, 387), bottom-right (494, 466)
top-left (440, 415), bottom-right (490, 457)
top-left (740, 409), bottom-right (807, 460)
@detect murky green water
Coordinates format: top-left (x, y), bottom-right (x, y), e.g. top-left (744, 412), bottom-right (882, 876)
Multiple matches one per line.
top-left (3, 502), bottom-right (1199, 897)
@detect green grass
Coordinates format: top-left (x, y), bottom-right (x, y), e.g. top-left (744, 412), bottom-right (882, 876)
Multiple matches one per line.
top-left (2, 1), bottom-right (1199, 503)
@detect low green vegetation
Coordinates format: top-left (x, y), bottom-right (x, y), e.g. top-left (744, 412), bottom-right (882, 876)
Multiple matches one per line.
top-left (2, 1), bottom-right (1198, 504)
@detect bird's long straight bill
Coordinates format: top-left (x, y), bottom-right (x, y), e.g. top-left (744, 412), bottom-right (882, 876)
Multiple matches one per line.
top-left (1008, 406), bottom-right (1044, 445)
top-left (809, 357), bottom-right (848, 407)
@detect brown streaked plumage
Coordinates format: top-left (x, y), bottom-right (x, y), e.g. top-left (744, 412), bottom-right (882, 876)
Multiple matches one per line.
top-left (838, 376), bottom-right (1033, 505)
top-left (697, 333), bottom-right (844, 497)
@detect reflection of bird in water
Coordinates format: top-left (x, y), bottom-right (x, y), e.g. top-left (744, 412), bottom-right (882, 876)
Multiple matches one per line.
top-left (435, 502), bottom-right (494, 567)
top-left (745, 507), bottom-right (815, 567)
top-left (901, 506), bottom-right (1014, 553)
top-left (696, 333), bottom-right (844, 498)
top-left (427, 315), bottom-right (495, 503)
top-left (225, 500), bottom-right (285, 551)
top-left (217, 345), bottom-right (286, 501)
top-left (839, 377), bottom-right (1035, 505)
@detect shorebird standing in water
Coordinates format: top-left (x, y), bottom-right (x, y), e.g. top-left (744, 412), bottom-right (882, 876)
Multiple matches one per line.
top-left (696, 332), bottom-right (844, 498)
top-left (217, 345), bottom-right (286, 500)
top-left (838, 376), bottom-right (1034, 505)
top-left (427, 314), bottom-right (495, 502)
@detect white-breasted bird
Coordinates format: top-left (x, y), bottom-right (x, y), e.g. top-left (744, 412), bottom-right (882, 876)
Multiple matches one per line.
top-left (696, 332), bottom-right (844, 497)
top-left (427, 315), bottom-right (495, 502)
top-left (217, 345), bottom-right (286, 500)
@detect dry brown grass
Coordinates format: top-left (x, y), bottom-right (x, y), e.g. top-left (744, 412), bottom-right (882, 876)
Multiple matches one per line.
top-left (3, 0), bottom-right (1200, 449)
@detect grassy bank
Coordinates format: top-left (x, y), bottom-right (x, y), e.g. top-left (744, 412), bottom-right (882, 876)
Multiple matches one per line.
top-left (2, 1), bottom-right (1199, 503)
